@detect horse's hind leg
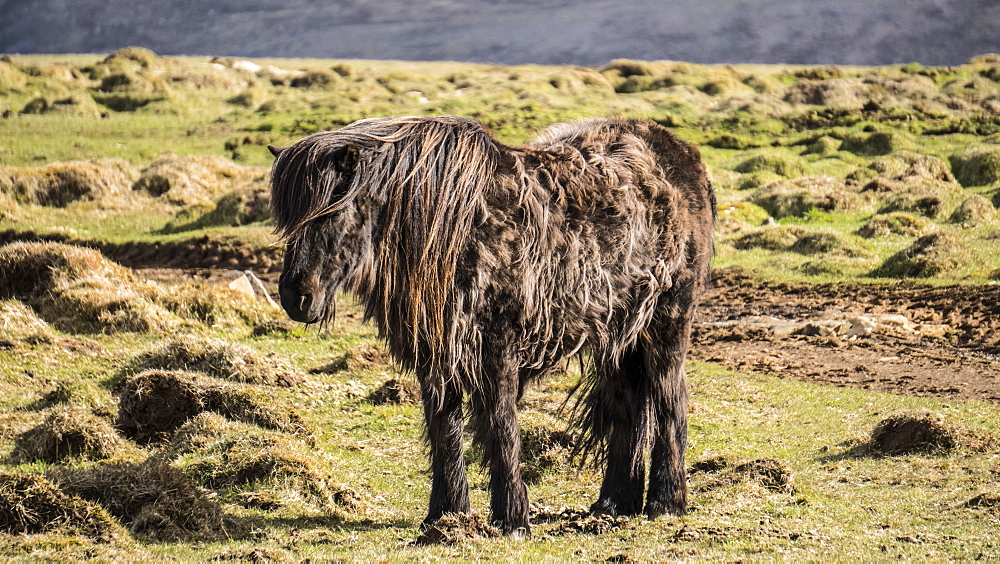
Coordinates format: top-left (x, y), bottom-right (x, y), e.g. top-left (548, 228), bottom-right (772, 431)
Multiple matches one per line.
top-left (643, 303), bottom-right (694, 518)
top-left (469, 355), bottom-right (530, 536)
top-left (589, 347), bottom-right (647, 516)
top-left (420, 379), bottom-right (470, 527)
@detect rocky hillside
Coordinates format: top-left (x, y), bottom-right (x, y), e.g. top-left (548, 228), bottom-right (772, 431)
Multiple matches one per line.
top-left (1, 0), bottom-right (998, 65)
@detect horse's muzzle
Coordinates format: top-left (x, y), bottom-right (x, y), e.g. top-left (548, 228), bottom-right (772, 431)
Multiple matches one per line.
top-left (279, 284), bottom-right (321, 323)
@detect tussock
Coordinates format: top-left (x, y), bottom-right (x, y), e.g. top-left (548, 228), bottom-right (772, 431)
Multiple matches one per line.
top-left (788, 231), bottom-right (872, 258)
top-left (21, 94), bottom-right (104, 118)
top-left (366, 378), bottom-right (420, 405)
top-left (0, 299), bottom-right (53, 345)
top-left (729, 225), bottom-right (808, 251)
top-left (0, 192), bottom-right (19, 220)
top-left (871, 231), bottom-right (969, 278)
top-left (165, 186), bottom-right (271, 232)
top-left (0, 471), bottom-right (127, 542)
top-left (116, 369), bottom-right (309, 444)
top-left (950, 146), bottom-right (1000, 187)
top-left (48, 459), bottom-right (235, 541)
top-left (133, 153), bottom-right (267, 206)
top-left (312, 342), bottom-right (393, 374)
top-left (414, 512), bottom-right (501, 545)
top-left (9, 406), bottom-right (137, 464)
top-left (856, 213), bottom-right (932, 238)
top-left (860, 152), bottom-right (966, 219)
top-left (841, 131), bottom-right (911, 156)
top-left (0, 158), bottom-right (139, 207)
top-left (165, 413), bottom-right (357, 512)
top-left (518, 413), bottom-right (575, 485)
top-left (734, 153), bottom-right (807, 178)
top-left (751, 176), bottom-right (869, 218)
top-left (870, 410), bottom-right (959, 455)
top-left (689, 455), bottom-right (794, 493)
top-left (949, 195), bottom-right (999, 225)
top-left (122, 337), bottom-right (303, 387)
top-left (0, 241), bottom-right (175, 334)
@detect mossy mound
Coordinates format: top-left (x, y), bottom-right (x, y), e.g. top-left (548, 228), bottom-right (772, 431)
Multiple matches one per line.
top-left (9, 406), bottom-right (138, 464)
top-left (856, 213), bottom-right (933, 238)
top-left (860, 152), bottom-right (966, 219)
top-left (132, 153), bottom-right (267, 206)
top-left (729, 225), bottom-right (808, 251)
top-left (518, 413), bottom-right (575, 485)
top-left (949, 195), bottom-right (999, 225)
top-left (164, 186), bottom-right (270, 232)
top-left (21, 94), bottom-right (104, 118)
top-left (788, 231), bottom-right (872, 258)
top-left (950, 145), bottom-right (1000, 187)
top-left (871, 231), bottom-right (969, 278)
top-left (122, 337), bottom-right (303, 387)
top-left (0, 299), bottom-right (53, 346)
top-left (0, 159), bottom-right (139, 207)
top-left (0, 471), bottom-right (127, 542)
top-left (784, 78), bottom-right (868, 107)
top-left (733, 153), bottom-right (807, 178)
top-left (116, 370), bottom-right (309, 444)
top-left (0, 241), bottom-right (175, 334)
top-left (366, 378), bottom-right (420, 405)
top-left (736, 171), bottom-right (784, 191)
top-left (415, 512), bottom-right (501, 545)
top-left (165, 413), bottom-right (356, 511)
top-left (870, 410), bottom-right (960, 455)
top-left (48, 459), bottom-right (235, 542)
top-left (802, 135), bottom-right (843, 156)
top-left (715, 202), bottom-right (772, 235)
top-left (840, 131), bottom-right (911, 156)
top-left (750, 176), bottom-right (869, 218)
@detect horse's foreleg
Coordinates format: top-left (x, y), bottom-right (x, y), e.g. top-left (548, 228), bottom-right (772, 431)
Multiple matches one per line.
top-left (644, 309), bottom-right (693, 518)
top-left (590, 347), bottom-right (647, 516)
top-left (421, 380), bottom-right (470, 527)
top-left (471, 360), bottom-right (530, 536)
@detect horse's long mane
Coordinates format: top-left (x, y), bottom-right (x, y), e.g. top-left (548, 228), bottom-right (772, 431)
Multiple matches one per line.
top-left (270, 116), bottom-right (503, 378)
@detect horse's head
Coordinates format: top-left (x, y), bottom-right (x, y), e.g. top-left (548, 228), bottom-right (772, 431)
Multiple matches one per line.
top-left (270, 139), bottom-right (371, 325)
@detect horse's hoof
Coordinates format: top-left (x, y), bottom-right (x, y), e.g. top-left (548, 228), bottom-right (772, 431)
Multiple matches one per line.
top-left (644, 500), bottom-right (685, 519)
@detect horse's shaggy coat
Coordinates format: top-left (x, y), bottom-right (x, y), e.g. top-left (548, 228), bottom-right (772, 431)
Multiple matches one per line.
top-left (270, 115), bottom-right (715, 534)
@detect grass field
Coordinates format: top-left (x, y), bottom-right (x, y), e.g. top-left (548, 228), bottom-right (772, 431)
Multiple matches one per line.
top-left (0, 48), bottom-right (998, 560)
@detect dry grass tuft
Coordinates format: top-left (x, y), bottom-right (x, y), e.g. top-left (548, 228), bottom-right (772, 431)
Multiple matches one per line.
top-left (164, 186), bottom-right (270, 232)
top-left (734, 153), bottom-right (807, 178)
top-left (788, 231), bottom-right (872, 258)
top-left (871, 231), bottom-right (969, 278)
top-left (518, 413), bottom-right (575, 485)
top-left (366, 378), bottom-right (420, 405)
top-left (122, 337), bottom-right (303, 387)
top-left (133, 153), bottom-right (267, 206)
top-left (870, 410), bottom-right (960, 455)
top-left (950, 145), bottom-right (1000, 187)
top-left (116, 369), bottom-right (310, 444)
top-left (9, 406), bottom-right (138, 464)
top-left (729, 225), bottom-right (808, 251)
top-left (0, 471), bottom-right (128, 542)
top-left (414, 512), bottom-right (501, 545)
top-left (165, 412), bottom-right (356, 512)
top-left (689, 455), bottom-right (795, 493)
top-left (312, 342), bottom-right (393, 374)
top-left (0, 159), bottom-right (139, 207)
top-left (856, 212), bottom-right (933, 238)
top-left (751, 176), bottom-right (869, 218)
top-left (48, 458), bottom-right (237, 542)
top-left (949, 195), bottom-right (999, 225)
top-left (0, 241), bottom-right (175, 334)
top-left (0, 299), bottom-right (53, 346)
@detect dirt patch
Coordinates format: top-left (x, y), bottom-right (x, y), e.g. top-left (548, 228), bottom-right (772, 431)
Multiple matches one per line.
top-left (366, 378), bottom-right (420, 405)
top-left (9, 406), bottom-right (137, 464)
top-left (121, 337), bottom-right (304, 387)
top-left (414, 512), bottom-right (501, 545)
top-left (116, 369), bottom-right (310, 444)
top-left (691, 267), bottom-right (1000, 404)
top-left (0, 471), bottom-right (128, 542)
top-left (48, 459), bottom-right (237, 542)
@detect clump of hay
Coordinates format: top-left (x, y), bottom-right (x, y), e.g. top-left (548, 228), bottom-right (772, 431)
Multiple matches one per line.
top-left (871, 231), bottom-right (969, 278)
top-left (856, 213), bottom-right (932, 238)
top-left (729, 225), bottom-right (808, 251)
top-left (414, 512), bottom-right (501, 545)
top-left (9, 406), bottom-right (137, 464)
top-left (518, 413), bottom-right (575, 485)
top-left (0, 471), bottom-right (127, 542)
top-left (689, 455), bottom-right (794, 493)
top-left (841, 131), bottom-right (911, 156)
top-left (366, 378), bottom-right (420, 405)
top-left (312, 342), bottom-right (393, 374)
top-left (0, 299), bottom-right (53, 346)
top-left (116, 370), bottom-right (309, 444)
top-left (20, 94), bottom-right (104, 118)
top-left (751, 176), bottom-right (869, 218)
top-left (0, 159), bottom-right (139, 207)
top-left (164, 413), bottom-right (357, 512)
top-left (950, 146), bottom-right (1000, 187)
top-left (870, 410), bottom-right (959, 455)
top-left (788, 231), bottom-right (872, 258)
top-left (132, 153), bottom-right (267, 206)
top-left (949, 195), bottom-right (999, 225)
top-left (47, 459), bottom-right (235, 542)
top-left (0, 241), bottom-right (175, 334)
top-left (122, 337), bottom-right (304, 387)
top-left (0, 192), bottom-right (20, 220)
top-left (734, 153), bottom-right (807, 178)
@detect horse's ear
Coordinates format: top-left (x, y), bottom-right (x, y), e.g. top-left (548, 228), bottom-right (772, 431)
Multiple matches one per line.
top-left (267, 145), bottom-right (287, 158)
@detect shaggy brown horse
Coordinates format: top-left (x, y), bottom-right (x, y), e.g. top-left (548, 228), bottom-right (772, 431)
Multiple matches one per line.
top-left (269, 115), bottom-right (715, 535)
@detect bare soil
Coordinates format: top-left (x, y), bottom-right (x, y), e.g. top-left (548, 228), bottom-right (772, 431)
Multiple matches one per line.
top-left (692, 268), bottom-right (1000, 403)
